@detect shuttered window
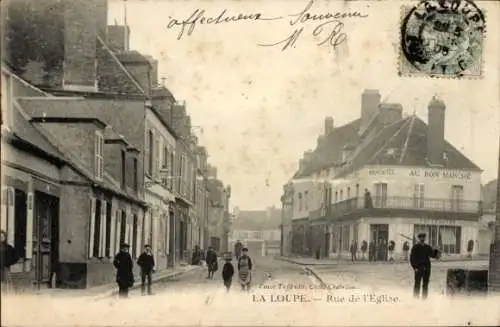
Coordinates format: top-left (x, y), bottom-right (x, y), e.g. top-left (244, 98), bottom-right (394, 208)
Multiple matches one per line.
top-left (94, 132), bottom-right (104, 181)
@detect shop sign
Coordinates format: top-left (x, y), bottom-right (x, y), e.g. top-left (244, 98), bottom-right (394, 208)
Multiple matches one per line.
top-left (367, 167), bottom-right (472, 181)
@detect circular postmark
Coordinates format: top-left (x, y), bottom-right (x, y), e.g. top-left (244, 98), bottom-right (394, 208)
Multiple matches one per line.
top-left (401, 0), bottom-right (485, 76)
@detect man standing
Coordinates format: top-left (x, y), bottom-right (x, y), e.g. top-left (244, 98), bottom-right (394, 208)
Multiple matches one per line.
top-left (234, 240), bottom-right (243, 260)
top-left (137, 244), bottom-right (155, 295)
top-left (410, 232), bottom-right (440, 299)
top-left (205, 246), bottom-right (218, 279)
top-left (113, 243), bottom-right (134, 298)
top-left (368, 240), bottom-right (376, 262)
top-left (349, 240), bottom-right (357, 262)
top-left (0, 230), bottom-right (20, 292)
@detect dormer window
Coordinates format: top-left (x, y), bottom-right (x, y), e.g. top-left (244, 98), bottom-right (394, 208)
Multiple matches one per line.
top-left (94, 131), bottom-right (104, 181)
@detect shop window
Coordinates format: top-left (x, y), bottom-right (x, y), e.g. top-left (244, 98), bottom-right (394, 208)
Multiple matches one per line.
top-left (92, 200), bottom-right (102, 257)
top-left (120, 210), bottom-right (127, 245)
top-left (132, 215), bottom-right (138, 258)
top-left (105, 202), bottom-right (112, 257)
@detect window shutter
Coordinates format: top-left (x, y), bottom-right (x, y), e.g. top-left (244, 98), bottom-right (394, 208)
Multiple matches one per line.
top-left (109, 209), bottom-right (116, 257)
top-left (1, 186), bottom-right (7, 235)
top-left (125, 206), bottom-right (131, 245)
top-left (7, 187), bottom-right (15, 244)
top-left (114, 211), bottom-right (121, 254)
top-left (89, 197), bottom-right (96, 258)
top-left (26, 192), bottom-right (34, 259)
top-left (165, 212), bottom-right (170, 254)
top-left (155, 136), bottom-right (161, 179)
top-left (136, 211), bottom-right (143, 255)
top-left (100, 201), bottom-right (107, 257)
top-left (152, 208), bottom-right (158, 256)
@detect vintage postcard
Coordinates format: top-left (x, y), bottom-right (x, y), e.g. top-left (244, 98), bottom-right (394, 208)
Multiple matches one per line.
top-left (1, 0), bottom-right (499, 326)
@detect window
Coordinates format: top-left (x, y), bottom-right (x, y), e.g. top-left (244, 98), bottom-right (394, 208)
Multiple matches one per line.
top-left (93, 200), bottom-right (102, 257)
top-left (147, 130), bottom-right (154, 175)
top-left (347, 187), bottom-right (351, 199)
top-left (155, 137), bottom-right (161, 178)
top-left (335, 191), bottom-right (338, 203)
top-left (341, 225), bottom-right (350, 252)
top-left (105, 202), bottom-right (112, 257)
top-left (163, 145), bottom-right (169, 169)
top-left (412, 184), bottom-right (425, 208)
top-left (132, 215), bottom-right (138, 258)
top-left (340, 190), bottom-right (343, 201)
top-left (168, 149), bottom-right (175, 190)
top-left (94, 132), bottom-right (104, 181)
top-left (133, 158), bottom-right (138, 192)
top-left (298, 193), bottom-right (303, 211)
top-left (304, 191), bottom-right (309, 210)
top-left (121, 150), bottom-right (126, 189)
top-left (1, 72), bottom-right (12, 128)
top-left (414, 224), bottom-right (461, 254)
top-left (356, 184), bottom-right (360, 198)
top-left (451, 185), bottom-right (464, 211)
top-left (13, 189), bottom-right (27, 260)
top-left (373, 183), bottom-right (388, 208)
top-left (120, 210), bottom-right (127, 246)
top-left (114, 211), bottom-right (121, 254)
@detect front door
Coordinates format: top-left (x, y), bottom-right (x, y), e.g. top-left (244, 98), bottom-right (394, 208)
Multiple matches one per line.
top-left (324, 232), bottom-right (330, 258)
top-left (370, 224), bottom-right (389, 261)
top-left (32, 192), bottom-right (59, 288)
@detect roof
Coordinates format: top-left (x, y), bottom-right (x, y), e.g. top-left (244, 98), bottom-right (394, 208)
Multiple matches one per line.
top-left (231, 208), bottom-right (281, 230)
top-left (8, 102), bottom-right (66, 162)
top-left (12, 101), bottom-right (147, 207)
top-left (116, 50), bottom-right (151, 64)
top-left (294, 111), bottom-right (481, 179)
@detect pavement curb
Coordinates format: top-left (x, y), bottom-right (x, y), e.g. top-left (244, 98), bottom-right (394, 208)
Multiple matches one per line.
top-left (92, 265), bottom-right (201, 300)
top-left (279, 257), bottom-right (488, 266)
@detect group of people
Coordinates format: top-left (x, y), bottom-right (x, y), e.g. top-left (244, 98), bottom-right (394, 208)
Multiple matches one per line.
top-left (348, 240), bottom-right (398, 262)
top-left (203, 240), bottom-right (253, 292)
top-left (113, 243), bottom-right (156, 298)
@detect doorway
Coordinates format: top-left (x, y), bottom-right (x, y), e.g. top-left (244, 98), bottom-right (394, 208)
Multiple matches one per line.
top-left (324, 232), bottom-right (330, 258)
top-left (370, 224), bottom-right (389, 261)
top-left (32, 191), bottom-right (59, 288)
top-left (168, 211), bottom-right (175, 267)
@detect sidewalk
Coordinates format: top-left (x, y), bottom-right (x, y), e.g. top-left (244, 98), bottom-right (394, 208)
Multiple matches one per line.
top-left (7, 265), bottom-right (201, 299)
top-left (278, 255), bottom-right (490, 266)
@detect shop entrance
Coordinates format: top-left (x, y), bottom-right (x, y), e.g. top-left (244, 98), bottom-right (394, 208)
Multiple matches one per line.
top-left (370, 224), bottom-right (389, 261)
top-left (32, 191), bottom-right (59, 289)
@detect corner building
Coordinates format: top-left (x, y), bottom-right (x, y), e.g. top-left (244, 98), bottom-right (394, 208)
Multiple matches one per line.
top-left (286, 90), bottom-right (483, 260)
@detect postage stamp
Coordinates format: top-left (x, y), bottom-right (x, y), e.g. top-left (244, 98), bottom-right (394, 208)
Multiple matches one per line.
top-left (399, 0), bottom-right (486, 78)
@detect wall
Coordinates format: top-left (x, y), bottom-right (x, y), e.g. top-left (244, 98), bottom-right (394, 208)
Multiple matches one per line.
top-left (331, 166), bottom-right (482, 204)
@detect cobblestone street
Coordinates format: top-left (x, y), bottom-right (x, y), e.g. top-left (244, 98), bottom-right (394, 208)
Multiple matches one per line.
top-left (3, 257), bottom-right (499, 326)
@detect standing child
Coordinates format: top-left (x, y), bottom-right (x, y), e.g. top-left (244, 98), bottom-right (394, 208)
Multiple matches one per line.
top-left (137, 244), bottom-right (155, 295)
top-left (222, 255), bottom-right (234, 292)
top-left (238, 247), bottom-right (253, 291)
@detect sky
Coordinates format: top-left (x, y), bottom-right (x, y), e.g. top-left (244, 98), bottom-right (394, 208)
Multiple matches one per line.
top-left (108, 0), bottom-right (500, 210)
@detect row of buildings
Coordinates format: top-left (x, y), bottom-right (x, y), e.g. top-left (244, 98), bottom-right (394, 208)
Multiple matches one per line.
top-left (0, 0), bottom-right (231, 289)
top-left (280, 89), bottom-right (497, 267)
top-left (228, 206), bottom-right (282, 256)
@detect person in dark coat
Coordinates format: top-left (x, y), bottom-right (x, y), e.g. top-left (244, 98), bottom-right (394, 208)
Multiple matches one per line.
top-left (113, 243), bottom-right (134, 298)
top-left (191, 245), bottom-right (201, 265)
top-left (410, 233), bottom-right (440, 299)
top-left (0, 230), bottom-right (20, 285)
top-left (137, 244), bottom-right (155, 295)
top-left (364, 189), bottom-right (373, 208)
top-left (205, 246), bottom-right (218, 279)
top-left (368, 240), bottom-right (376, 262)
top-left (221, 256), bottom-right (234, 292)
top-left (349, 240), bottom-right (357, 262)
top-left (234, 240), bottom-right (243, 260)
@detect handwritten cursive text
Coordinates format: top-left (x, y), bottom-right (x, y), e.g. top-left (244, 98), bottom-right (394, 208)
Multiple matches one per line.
top-left (166, 9), bottom-right (282, 40)
top-left (257, 0), bottom-right (367, 52)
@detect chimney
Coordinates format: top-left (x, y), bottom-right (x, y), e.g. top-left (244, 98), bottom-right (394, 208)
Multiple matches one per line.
top-left (118, 51), bottom-right (152, 96)
top-left (317, 135), bottom-right (325, 148)
top-left (172, 102), bottom-right (187, 137)
top-left (342, 144), bottom-right (354, 162)
top-left (324, 117), bottom-right (334, 135)
top-left (359, 89), bottom-right (381, 135)
top-left (379, 103), bottom-right (403, 125)
top-left (94, 0), bottom-right (108, 40)
top-left (147, 57), bottom-right (159, 87)
top-left (427, 96), bottom-right (446, 165)
top-left (107, 25), bottom-right (130, 53)
top-left (299, 158), bottom-right (305, 170)
top-left (63, 1), bottom-right (99, 92)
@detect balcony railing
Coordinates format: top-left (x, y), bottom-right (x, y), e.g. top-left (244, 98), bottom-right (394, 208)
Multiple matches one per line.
top-left (330, 196), bottom-right (482, 216)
